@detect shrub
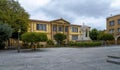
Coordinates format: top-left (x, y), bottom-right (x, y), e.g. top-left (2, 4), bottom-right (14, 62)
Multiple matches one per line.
top-left (47, 40), bottom-right (54, 45)
top-left (21, 32), bottom-right (48, 50)
top-left (54, 33), bottom-right (66, 45)
top-left (68, 41), bottom-right (102, 47)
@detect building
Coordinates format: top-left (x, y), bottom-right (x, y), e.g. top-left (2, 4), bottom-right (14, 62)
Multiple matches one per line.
top-left (106, 14), bottom-right (120, 44)
top-left (29, 18), bottom-right (91, 43)
top-left (78, 25), bottom-right (91, 41)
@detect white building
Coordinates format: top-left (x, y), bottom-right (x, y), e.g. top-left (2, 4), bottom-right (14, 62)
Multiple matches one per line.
top-left (78, 24), bottom-right (91, 41)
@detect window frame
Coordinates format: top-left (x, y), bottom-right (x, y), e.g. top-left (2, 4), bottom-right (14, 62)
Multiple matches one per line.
top-left (36, 24), bottom-right (47, 31)
top-left (72, 27), bottom-right (78, 32)
top-left (72, 35), bottom-right (78, 40)
top-left (65, 26), bottom-right (68, 32)
top-left (109, 29), bottom-right (114, 33)
top-left (118, 28), bottom-right (120, 32)
top-left (109, 20), bottom-right (114, 26)
top-left (118, 19), bottom-right (120, 24)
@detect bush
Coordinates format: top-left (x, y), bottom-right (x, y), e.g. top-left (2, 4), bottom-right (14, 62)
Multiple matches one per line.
top-left (47, 40), bottom-right (54, 45)
top-left (68, 41), bottom-right (102, 47)
top-left (21, 32), bottom-right (48, 50)
top-left (54, 33), bottom-right (66, 45)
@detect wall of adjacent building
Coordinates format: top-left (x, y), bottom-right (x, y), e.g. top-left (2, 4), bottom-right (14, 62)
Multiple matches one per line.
top-left (107, 15), bottom-right (120, 36)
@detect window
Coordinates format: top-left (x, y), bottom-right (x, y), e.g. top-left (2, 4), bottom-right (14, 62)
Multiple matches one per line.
top-left (36, 24), bottom-right (46, 31)
top-left (72, 35), bottom-right (78, 40)
top-left (58, 26), bottom-right (63, 31)
top-left (65, 26), bottom-right (68, 32)
top-left (36, 24), bottom-right (39, 30)
top-left (109, 29), bottom-right (114, 33)
top-left (109, 21), bottom-right (114, 26)
top-left (72, 27), bottom-right (78, 32)
top-left (86, 29), bottom-right (88, 37)
top-left (118, 28), bottom-right (120, 32)
top-left (118, 19), bottom-right (120, 24)
top-left (53, 25), bottom-right (57, 31)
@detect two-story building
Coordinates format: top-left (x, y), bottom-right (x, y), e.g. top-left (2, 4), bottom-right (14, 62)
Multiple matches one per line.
top-left (29, 18), bottom-right (91, 43)
top-left (8, 18), bottom-right (91, 47)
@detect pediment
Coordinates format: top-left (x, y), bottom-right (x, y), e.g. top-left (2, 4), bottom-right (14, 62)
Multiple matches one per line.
top-left (51, 18), bottom-right (70, 24)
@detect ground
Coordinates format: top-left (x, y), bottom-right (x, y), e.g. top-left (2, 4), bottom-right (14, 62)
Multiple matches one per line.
top-left (0, 46), bottom-right (120, 70)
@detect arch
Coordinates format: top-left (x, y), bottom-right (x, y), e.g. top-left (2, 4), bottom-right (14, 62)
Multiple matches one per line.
top-left (114, 35), bottom-right (120, 45)
top-left (116, 35), bottom-right (120, 39)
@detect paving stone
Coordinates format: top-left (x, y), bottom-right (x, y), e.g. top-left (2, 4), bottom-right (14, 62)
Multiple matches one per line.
top-left (0, 46), bottom-right (120, 70)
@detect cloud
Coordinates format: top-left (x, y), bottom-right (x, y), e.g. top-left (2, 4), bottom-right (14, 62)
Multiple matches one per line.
top-left (18, 0), bottom-right (51, 12)
top-left (109, 0), bottom-right (120, 16)
top-left (73, 16), bottom-right (106, 30)
top-left (18, 0), bottom-right (120, 30)
top-left (41, 0), bottom-right (111, 19)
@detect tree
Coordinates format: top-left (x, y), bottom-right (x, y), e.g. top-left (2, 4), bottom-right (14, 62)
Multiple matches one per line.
top-left (0, 23), bottom-right (12, 49)
top-left (97, 32), bottom-right (114, 45)
top-left (97, 33), bottom-right (114, 41)
top-left (21, 32), bottom-right (48, 50)
top-left (89, 28), bottom-right (99, 40)
top-left (54, 33), bottom-right (66, 45)
top-left (0, 0), bottom-right (29, 39)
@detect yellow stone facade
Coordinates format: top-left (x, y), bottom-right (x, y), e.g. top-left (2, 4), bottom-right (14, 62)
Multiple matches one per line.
top-left (29, 18), bottom-right (91, 43)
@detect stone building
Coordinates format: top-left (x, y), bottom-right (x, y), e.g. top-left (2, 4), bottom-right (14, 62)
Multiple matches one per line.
top-left (106, 14), bottom-right (120, 44)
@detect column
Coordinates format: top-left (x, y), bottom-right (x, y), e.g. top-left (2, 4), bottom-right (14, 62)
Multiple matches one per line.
top-left (115, 37), bottom-right (117, 45)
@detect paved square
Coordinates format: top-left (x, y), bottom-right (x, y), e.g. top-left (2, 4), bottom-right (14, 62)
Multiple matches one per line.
top-left (0, 46), bottom-right (120, 70)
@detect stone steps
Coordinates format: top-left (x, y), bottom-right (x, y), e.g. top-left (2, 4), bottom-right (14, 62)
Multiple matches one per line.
top-left (107, 55), bottom-right (120, 65)
top-left (108, 55), bottom-right (120, 59)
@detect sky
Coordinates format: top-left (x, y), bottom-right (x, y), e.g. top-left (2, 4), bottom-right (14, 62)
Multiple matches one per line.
top-left (17, 0), bottom-right (120, 30)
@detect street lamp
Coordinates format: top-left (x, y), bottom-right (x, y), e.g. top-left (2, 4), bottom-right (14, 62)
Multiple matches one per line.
top-left (17, 29), bottom-right (21, 53)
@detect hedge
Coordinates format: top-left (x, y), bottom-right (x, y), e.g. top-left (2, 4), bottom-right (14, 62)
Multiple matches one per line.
top-left (68, 41), bottom-right (102, 47)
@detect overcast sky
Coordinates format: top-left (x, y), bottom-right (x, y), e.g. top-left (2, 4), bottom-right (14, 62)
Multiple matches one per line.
top-left (18, 0), bottom-right (120, 30)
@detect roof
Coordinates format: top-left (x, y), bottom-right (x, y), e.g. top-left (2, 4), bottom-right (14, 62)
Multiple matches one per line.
top-left (50, 18), bottom-right (70, 24)
top-left (30, 19), bottom-right (50, 23)
top-left (107, 14), bottom-right (120, 19)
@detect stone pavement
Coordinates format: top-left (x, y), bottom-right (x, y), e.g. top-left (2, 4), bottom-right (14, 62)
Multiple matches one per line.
top-left (0, 46), bottom-right (120, 70)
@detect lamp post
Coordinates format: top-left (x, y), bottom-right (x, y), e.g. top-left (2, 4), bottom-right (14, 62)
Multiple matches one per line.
top-left (17, 29), bottom-right (21, 53)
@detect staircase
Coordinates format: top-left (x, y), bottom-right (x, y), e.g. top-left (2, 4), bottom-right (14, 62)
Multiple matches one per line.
top-left (107, 55), bottom-right (120, 65)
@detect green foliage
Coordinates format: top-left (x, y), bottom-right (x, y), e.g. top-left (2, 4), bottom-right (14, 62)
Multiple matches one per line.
top-left (54, 33), bottom-right (66, 45)
top-left (21, 32), bottom-right (48, 50)
top-left (47, 40), bottom-right (54, 45)
top-left (68, 41), bottom-right (102, 47)
top-left (21, 32), bottom-right (48, 43)
top-left (0, 0), bottom-right (29, 39)
top-left (89, 29), bottom-right (99, 40)
top-left (0, 23), bottom-right (12, 49)
top-left (97, 33), bottom-right (114, 41)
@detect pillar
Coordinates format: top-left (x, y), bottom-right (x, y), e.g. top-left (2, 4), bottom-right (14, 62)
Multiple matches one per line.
top-left (115, 37), bottom-right (117, 45)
